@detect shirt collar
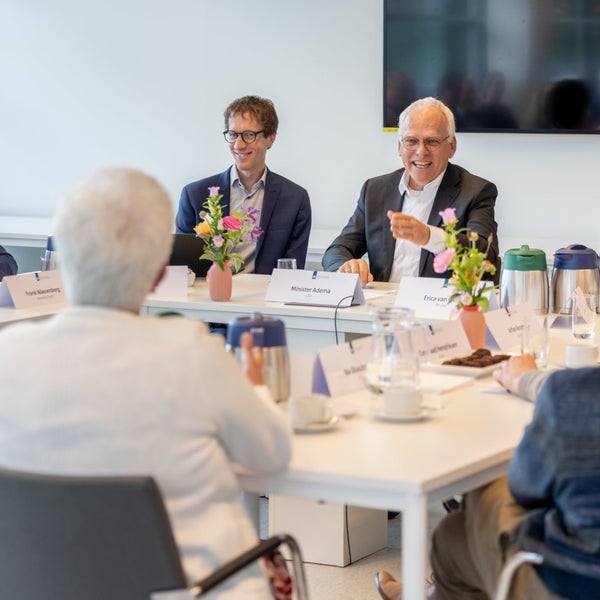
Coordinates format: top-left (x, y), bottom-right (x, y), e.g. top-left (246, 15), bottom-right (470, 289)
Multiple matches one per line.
top-left (230, 165), bottom-right (267, 193)
top-left (399, 167), bottom-right (447, 196)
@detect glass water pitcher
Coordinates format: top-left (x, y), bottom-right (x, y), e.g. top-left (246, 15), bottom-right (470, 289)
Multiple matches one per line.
top-left (364, 302), bottom-right (421, 414)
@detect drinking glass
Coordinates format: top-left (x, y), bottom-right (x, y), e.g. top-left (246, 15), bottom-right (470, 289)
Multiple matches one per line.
top-left (521, 313), bottom-right (549, 369)
top-left (572, 293), bottom-right (596, 339)
top-left (277, 258), bottom-right (297, 270)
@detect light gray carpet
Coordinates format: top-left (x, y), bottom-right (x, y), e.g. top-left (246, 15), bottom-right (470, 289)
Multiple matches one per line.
top-left (260, 497), bottom-right (447, 599)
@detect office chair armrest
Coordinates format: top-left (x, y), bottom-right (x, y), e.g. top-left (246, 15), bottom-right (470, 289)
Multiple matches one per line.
top-left (493, 551), bottom-right (544, 600)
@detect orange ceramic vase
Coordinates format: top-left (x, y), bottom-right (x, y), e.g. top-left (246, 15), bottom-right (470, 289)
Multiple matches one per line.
top-left (207, 261), bottom-right (232, 301)
top-left (459, 305), bottom-right (486, 350)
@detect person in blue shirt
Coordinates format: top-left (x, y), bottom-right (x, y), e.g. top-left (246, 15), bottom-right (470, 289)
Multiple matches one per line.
top-left (376, 355), bottom-right (600, 599)
top-left (0, 246), bottom-right (17, 279)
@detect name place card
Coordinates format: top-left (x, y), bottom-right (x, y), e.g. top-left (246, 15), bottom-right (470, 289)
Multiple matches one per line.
top-left (411, 320), bottom-right (472, 363)
top-left (265, 269), bottom-right (365, 307)
top-left (0, 270), bottom-right (66, 308)
top-left (151, 265), bottom-right (188, 298)
top-left (312, 336), bottom-right (372, 396)
top-left (396, 276), bottom-right (500, 318)
top-left (395, 276), bottom-right (453, 316)
top-left (484, 303), bottom-right (534, 351)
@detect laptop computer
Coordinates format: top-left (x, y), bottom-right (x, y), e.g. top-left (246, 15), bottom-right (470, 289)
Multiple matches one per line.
top-left (169, 233), bottom-right (212, 278)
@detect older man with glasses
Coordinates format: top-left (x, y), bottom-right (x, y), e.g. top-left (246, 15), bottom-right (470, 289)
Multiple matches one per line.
top-left (176, 95), bottom-right (311, 274)
top-left (322, 96), bottom-right (500, 286)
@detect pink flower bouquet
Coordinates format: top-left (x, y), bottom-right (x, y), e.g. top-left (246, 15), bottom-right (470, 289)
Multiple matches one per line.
top-left (193, 187), bottom-right (262, 272)
top-left (434, 207), bottom-right (496, 311)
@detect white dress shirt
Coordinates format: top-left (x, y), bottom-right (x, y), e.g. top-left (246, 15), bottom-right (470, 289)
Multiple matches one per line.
top-left (388, 169), bottom-right (448, 282)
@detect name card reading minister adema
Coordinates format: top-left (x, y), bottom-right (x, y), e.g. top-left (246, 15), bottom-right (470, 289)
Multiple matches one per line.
top-left (265, 269), bottom-right (365, 307)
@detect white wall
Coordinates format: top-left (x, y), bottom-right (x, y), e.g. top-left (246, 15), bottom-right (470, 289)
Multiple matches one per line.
top-left (2, 0), bottom-right (600, 251)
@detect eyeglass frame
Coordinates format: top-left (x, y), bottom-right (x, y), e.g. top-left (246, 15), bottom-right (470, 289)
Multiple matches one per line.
top-left (222, 129), bottom-right (266, 144)
top-left (399, 135), bottom-right (451, 151)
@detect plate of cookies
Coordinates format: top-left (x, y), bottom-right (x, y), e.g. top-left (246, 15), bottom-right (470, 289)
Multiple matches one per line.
top-left (426, 348), bottom-right (511, 379)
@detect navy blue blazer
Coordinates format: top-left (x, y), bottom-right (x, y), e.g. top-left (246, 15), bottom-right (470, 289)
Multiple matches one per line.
top-left (176, 168), bottom-right (311, 275)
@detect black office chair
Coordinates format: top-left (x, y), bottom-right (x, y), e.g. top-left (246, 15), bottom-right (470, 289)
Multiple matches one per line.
top-left (0, 466), bottom-right (308, 599)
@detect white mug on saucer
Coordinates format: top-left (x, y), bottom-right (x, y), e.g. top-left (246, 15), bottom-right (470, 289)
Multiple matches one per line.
top-left (565, 343), bottom-right (598, 368)
top-left (288, 394), bottom-right (333, 427)
top-left (382, 386), bottom-right (422, 416)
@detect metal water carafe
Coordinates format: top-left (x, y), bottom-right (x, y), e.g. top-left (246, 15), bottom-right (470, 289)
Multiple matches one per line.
top-left (551, 244), bottom-right (600, 314)
top-left (41, 235), bottom-right (57, 271)
top-left (499, 245), bottom-right (549, 314)
top-left (226, 313), bottom-right (290, 403)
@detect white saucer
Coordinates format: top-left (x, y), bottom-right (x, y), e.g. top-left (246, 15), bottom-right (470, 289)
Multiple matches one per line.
top-left (369, 407), bottom-right (431, 423)
top-left (293, 415), bottom-right (342, 433)
top-left (332, 399), bottom-right (359, 418)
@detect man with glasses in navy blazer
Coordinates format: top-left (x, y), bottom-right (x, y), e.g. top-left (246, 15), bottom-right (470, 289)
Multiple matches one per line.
top-left (322, 97), bottom-right (499, 286)
top-left (176, 95), bottom-right (311, 274)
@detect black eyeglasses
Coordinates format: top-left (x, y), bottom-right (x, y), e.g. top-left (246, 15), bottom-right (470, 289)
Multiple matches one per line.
top-left (223, 130), bottom-right (265, 144)
top-left (400, 136), bottom-right (451, 151)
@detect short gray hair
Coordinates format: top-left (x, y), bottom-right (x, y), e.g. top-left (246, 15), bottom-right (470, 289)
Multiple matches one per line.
top-left (54, 167), bottom-right (173, 312)
top-left (398, 97), bottom-right (456, 139)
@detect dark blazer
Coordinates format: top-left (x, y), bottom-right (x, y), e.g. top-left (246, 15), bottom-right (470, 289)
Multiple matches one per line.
top-left (321, 163), bottom-right (499, 282)
top-left (176, 168), bottom-right (311, 274)
top-left (0, 245), bottom-right (17, 280)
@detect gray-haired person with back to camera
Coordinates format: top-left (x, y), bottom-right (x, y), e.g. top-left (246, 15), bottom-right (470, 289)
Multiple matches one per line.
top-left (0, 167), bottom-right (291, 598)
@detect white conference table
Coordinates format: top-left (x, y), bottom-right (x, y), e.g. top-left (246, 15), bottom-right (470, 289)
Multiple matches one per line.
top-left (0, 303), bottom-right (67, 329)
top-left (1, 273), bottom-right (593, 597)
top-left (238, 381), bottom-right (534, 600)
top-left (142, 274), bottom-right (404, 353)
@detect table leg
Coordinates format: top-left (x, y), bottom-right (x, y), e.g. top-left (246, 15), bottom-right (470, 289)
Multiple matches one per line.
top-left (243, 491), bottom-right (261, 533)
top-left (401, 494), bottom-right (429, 600)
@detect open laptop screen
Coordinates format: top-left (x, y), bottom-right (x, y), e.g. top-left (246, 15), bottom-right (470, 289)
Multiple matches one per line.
top-left (169, 233), bottom-right (211, 278)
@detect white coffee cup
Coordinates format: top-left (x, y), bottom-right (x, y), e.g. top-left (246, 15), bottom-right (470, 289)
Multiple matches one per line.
top-left (288, 394), bottom-right (333, 427)
top-left (382, 386), bottom-right (422, 416)
top-left (565, 343), bottom-right (598, 368)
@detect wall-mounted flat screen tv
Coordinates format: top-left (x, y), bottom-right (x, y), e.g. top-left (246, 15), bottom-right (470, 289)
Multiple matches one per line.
top-left (384, 0), bottom-right (600, 133)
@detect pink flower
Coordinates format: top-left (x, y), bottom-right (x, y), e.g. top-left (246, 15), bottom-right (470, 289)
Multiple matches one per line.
top-left (439, 207), bottom-right (457, 224)
top-left (222, 216), bottom-right (242, 231)
top-left (433, 248), bottom-right (456, 273)
top-left (207, 186), bottom-right (220, 197)
top-left (213, 234), bottom-right (224, 248)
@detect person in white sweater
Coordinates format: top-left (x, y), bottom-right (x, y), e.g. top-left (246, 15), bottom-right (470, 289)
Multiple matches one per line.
top-left (0, 167), bottom-right (292, 598)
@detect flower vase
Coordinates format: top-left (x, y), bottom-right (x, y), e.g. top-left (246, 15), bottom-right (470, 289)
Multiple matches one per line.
top-left (207, 261), bottom-right (232, 301)
top-left (459, 305), bottom-right (486, 350)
